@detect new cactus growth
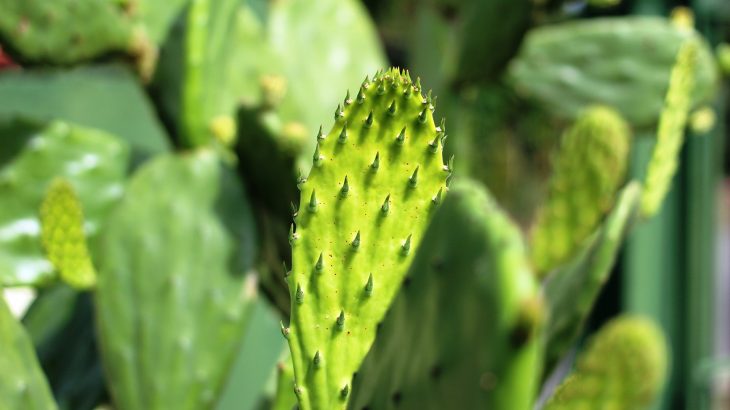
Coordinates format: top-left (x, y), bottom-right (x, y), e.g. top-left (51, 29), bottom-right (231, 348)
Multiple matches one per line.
top-left (285, 68), bottom-right (449, 409)
top-left (545, 316), bottom-right (668, 409)
top-left (350, 181), bottom-right (543, 410)
top-left (641, 41), bottom-right (697, 218)
top-left (530, 106), bottom-right (630, 277)
top-left (39, 179), bottom-right (97, 290)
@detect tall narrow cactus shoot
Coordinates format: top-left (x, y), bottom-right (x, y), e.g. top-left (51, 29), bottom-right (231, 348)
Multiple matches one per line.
top-left (641, 41), bottom-right (697, 218)
top-left (285, 68), bottom-right (449, 409)
top-left (530, 106), bottom-right (630, 277)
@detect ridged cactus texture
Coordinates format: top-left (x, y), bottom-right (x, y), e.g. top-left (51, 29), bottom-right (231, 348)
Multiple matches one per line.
top-left (530, 106), bottom-right (630, 277)
top-left (39, 179), bottom-right (97, 290)
top-left (545, 316), bottom-right (668, 409)
top-left (509, 16), bottom-right (716, 128)
top-left (95, 150), bottom-right (258, 410)
top-left (543, 183), bottom-right (641, 374)
top-left (0, 297), bottom-right (57, 410)
top-left (641, 42), bottom-right (697, 218)
top-left (285, 68), bottom-right (449, 409)
top-left (0, 119), bottom-right (128, 286)
top-left (350, 181), bottom-right (543, 410)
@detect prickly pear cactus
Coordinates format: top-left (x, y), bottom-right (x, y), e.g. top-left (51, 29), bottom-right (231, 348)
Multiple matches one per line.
top-left (0, 296), bottom-right (58, 410)
top-left (545, 316), bottom-right (668, 410)
top-left (95, 150), bottom-right (258, 410)
top-left (285, 68), bottom-right (449, 409)
top-left (509, 16), bottom-right (716, 128)
top-left (350, 181), bottom-right (543, 410)
top-left (543, 182), bottom-right (641, 374)
top-left (530, 106), bottom-right (630, 277)
top-left (641, 42), bottom-right (697, 218)
top-left (272, 358), bottom-right (298, 410)
top-left (0, 119), bottom-right (128, 286)
top-left (0, 0), bottom-right (154, 76)
top-left (39, 179), bottom-right (97, 290)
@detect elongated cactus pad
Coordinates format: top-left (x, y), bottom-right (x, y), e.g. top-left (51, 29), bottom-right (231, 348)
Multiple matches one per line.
top-left (509, 17), bottom-right (716, 128)
top-left (95, 150), bottom-right (258, 410)
top-left (0, 296), bottom-right (58, 410)
top-left (543, 182), bottom-right (640, 374)
top-left (641, 42), bottom-right (697, 218)
top-left (530, 106), bottom-right (630, 277)
top-left (0, 119), bottom-right (128, 286)
top-left (545, 316), bottom-right (668, 409)
top-left (285, 68), bottom-right (449, 409)
top-left (39, 179), bottom-right (97, 290)
top-left (350, 180), bottom-right (542, 410)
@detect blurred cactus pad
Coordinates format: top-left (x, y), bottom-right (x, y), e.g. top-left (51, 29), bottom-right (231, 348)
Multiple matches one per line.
top-left (0, 1), bottom-right (720, 410)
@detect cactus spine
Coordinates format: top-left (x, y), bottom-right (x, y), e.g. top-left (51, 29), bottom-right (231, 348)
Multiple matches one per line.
top-left (286, 68), bottom-right (449, 409)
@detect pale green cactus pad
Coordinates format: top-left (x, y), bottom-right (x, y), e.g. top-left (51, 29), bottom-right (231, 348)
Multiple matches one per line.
top-left (543, 182), bottom-right (641, 374)
top-left (349, 181), bottom-right (542, 410)
top-left (272, 357), bottom-right (298, 410)
top-left (39, 179), bottom-right (97, 290)
top-left (545, 316), bottom-right (668, 410)
top-left (95, 150), bottom-right (258, 410)
top-left (530, 106), bottom-right (630, 277)
top-left (641, 41), bottom-right (697, 218)
top-left (0, 296), bottom-right (58, 410)
top-left (0, 119), bottom-right (128, 286)
top-left (285, 68), bottom-right (449, 409)
top-left (509, 16), bottom-right (716, 128)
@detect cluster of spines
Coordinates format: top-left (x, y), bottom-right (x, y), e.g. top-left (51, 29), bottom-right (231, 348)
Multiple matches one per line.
top-left (283, 68), bottom-right (451, 409)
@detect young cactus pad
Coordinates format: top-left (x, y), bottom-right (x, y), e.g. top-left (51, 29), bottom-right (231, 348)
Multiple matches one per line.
top-left (545, 316), bottom-right (668, 410)
top-left (349, 181), bottom-right (543, 410)
top-left (39, 178), bottom-right (97, 290)
top-left (530, 106), bottom-right (630, 277)
top-left (285, 68), bottom-right (449, 409)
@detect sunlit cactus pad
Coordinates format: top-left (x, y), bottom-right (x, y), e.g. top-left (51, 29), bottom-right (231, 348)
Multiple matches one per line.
top-left (285, 68), bottom-right (450, 409)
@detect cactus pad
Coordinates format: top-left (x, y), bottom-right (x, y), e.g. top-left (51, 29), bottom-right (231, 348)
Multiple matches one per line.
top-left (509, 16), bottom-right (716, 128)
top-left (350, 181), bottom-right (543, 410)
top-left (543, 182), bottom-right (641, 374)
top-left (641, 42), bottom-right (697, 218)
top-left (39, 179), bottom-right (97, 290)
top-left (0, 119), bottom-right (128, 286)
top-left (0, 296), bottom-right (58, 410)
top-left (95, 150), bottom-right (258, 410)
top-left (285, 68), bottom-right (449, 409)
top-left (545, 316), bottom-right (668, 409)
top-left (530, 106), bottom-right (630, 277)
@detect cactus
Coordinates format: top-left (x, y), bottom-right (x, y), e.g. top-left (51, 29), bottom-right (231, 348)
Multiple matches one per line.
top-left (272, 358), bottom-right (298, 410)
top-left (0, 65), bottom-right (171, 158)
top-left (349, 180), bottom-right (543, 410)
top-left (0, 296), bottom-right (58, 410)
top-left (542, 182), bottom-right (641, 374)
top-left (0, 119), bottom-right (128, 286)
top-left (94, 150), bottom-right (258, 410)
top-left (284, 68), bottom-right (449, 409)
top-left (39, 179), bottom-right (97, 290)
top-left (530, 106), bottom-right (631, 277)
top-left (0, 0), bottom-right (154, 78)
top-left (545, 316), bottom-right (668, 409)
top-left (509, 16), bottom-right (717, 128)
top-left (641, 41), bottom-right (697, 218)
